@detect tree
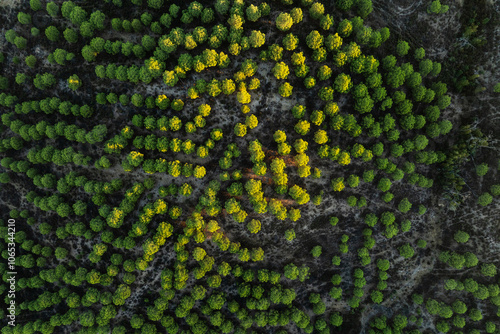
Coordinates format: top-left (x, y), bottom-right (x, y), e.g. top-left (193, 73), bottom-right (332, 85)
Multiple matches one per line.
top-left (330, 312), bottom-right (343, 327)
top-left (396, 40), bottom-right (410, 57)
top-left (334, 73), bottom-right (352, 93)
top-left (163, 71), bottom-right (178, 87)
top-left (377, 177), bottom-right (392, 192)
top-left (67, 75), bottom-right (82, 91)
top-left (331, 177), bottom-right (345, 192)
top-left (294, 120), bottom-right (310, 135)
top-left (61, 28), bottom-right (78, 44)
top-left (79, 310), bottom-right (95, 327)
top-left (356, 0), bottom-right (373, 17)
top-left (17, 12), bottom-right (31, 24)
top-left (276, 12), bottom-right (293, 31)
top-left (481, 263), bottom-right (497, 277)
top-left (399, 244), bottom-right (414, 258)
top-left (478, 192), bottom-right (493, 206)
top-left (284, 7), bottom-right (301, 24)
top-left (293, 139), bottom-right (308, 154)
top-left (73, 201), bottom-right (87, 216)
top-left (213, 0), bottom-right (229, 14)
top-left (311, 246), bottom-right (322, 258)
top-left (306, 30), bottom-right (323, 50)
top-left (284, 264), bottom-right (298, 280)
top-left (246, 4), bottom-right (261, 21)
top-left (55, 247), bottom-right (69, 259)
top-left (371, 290), bottom-right (383, 304)
top-left (29, 0), bottom-right (42, 10)
top-left (81, 45), bottom-right (97, 62)
top-left (23, 56), bottom-right (37, 71)
top-left (86, 11), bottom-right (105, 32)
top-left (247, 219), bottom-right (261, 234)
top-left (278, 82), bottom-right (293, 97)
top-left (171, 99), bottom-right (184, 111)
top-left (469, 308), bottom-right (482, 322)
top-left (309, 2), bottom-right (325, 19)
top-left (398, 198), bottom-right (412, 213)
top-left (33, 72), bottom-right (57, 91)
top-left (314, 130), bottom-right (328, 144)
top-left (249, 30), bottom-right (266, 48)
top-left (317, 13), bottom-right (333, 30)
top-left (382, 55), bottom-right (398, 71)
top-left (273, 62), bottom-right (289, 80)
top-left (189, 247), bottom-right (206, 262)
top-left (45, 26), bottom-right (60, 41)
top-left (304, 76), bottom-right (315, 89)
top-left (68, 5), bottom-right (87, 26)
top-left (428, 0), bottom-right (449, 14)
top-left (237, 89), bottom-right (251, 104)
top-left (234, 123), bottom-right (247, 137)
top-left (338, 152), bottom-right (351, 165)
top-left (285, 229), bottom-right (295, 241)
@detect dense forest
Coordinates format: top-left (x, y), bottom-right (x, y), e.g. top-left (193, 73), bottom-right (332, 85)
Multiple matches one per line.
top-left (0, 0), bottom-right (499, 333)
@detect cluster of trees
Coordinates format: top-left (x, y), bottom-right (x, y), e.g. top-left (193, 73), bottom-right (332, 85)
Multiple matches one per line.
top-left (124, 152), bottom-right (207, 179)
top-left (224, 197), bottom-right (247, 223)
top-left (248, 140), bottom-right (266, 176)
top-left (25, 145), bottom-right (91, 166)
top-left (368, 314), bottom-right (410, 332)
top-left (47, 48), bottom-right (75, 65)
top-left (26, 189), bottom-right (84, 218)
top-left (288, 185), bottom-right (310, 205)
top-left (439, 250), bottom-right (479, 270)
top-left (427, 0), bottom-right (449, 14)
top-left (7, 117), bottom-right (107, 145)
top-left (130, 113), bottom-right (198, 133)
top-left (218, 143), bottom-right (240, 170)
top-left (243, 178), bottom-right (267, 217)
top-left (420, 294), bottom-right (487, 331)
top-left (0, 96), bottom-right (93, 118)
top-left (197, 180), bottom-right (222, 217)
top-left (133, 135), bottom-right (198, 155)
top-left (268, 198), bottom-right (291, 221)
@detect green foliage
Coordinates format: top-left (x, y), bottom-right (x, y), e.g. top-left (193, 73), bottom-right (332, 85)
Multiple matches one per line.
top-left (249, 30), bottom-right (266, 48)
top-left (334, 73), bottom-right (352, 93)
top-left (45, 26), bottom-right (60, 42)
top-left (399, 244), bottom-right (414, 258)
top-left (396, 40), bottom-right (410, 57)
top-left (494, 82), bottom-right (500, 93)
top-left (273, 62), bottom-right (290, 80)
top-left (294, 120), bottom-right (310, 135)
top-left (309, 2), bottom-right (325, 19)
top-left (234, 123), bottom-right (247, 137)
top-left (276, 12), bottom-right (293, 31)
top-left (453, 230), bottom-right (469, 243)
top-left (278, 82), bottom-right (293, 97)
top-left (481, 263), bottom-right (497, 277)
top-left (428, 0), bottom-right (449, 14)
top-left (311, 245), bottom-right (322, 258)
top-left (247, 219), bottom-right (261, 234)
top-left (377, 178), bottom-right (392, 192)
top-left (478, 192), bottom-right (493, 206)
top-left (306, 30), bottom-right (323, 50)
top-left (67, 75), bottom-right (82, 91)
top-left (475, 163), bottom-right (489, 176)
top-left (398, 198), bottom-right (412, 213)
